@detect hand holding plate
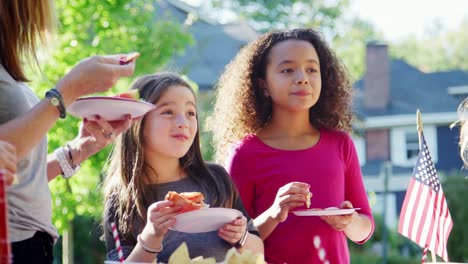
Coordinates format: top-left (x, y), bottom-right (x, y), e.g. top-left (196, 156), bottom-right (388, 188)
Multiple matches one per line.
top-left (320, 201), bottom-right (358, 231)
top-left (218, 216), bottom-right (247, 245)
top-left (67, 114), bottom-right (136, 164)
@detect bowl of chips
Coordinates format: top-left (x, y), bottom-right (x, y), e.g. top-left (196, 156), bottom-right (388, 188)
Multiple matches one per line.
top-left (167, 242), bottom-right (265, 264)
top-left (104, 242), bottom-right (265, 264)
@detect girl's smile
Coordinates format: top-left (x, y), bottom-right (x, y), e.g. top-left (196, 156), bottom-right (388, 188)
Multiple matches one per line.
top-left (263, 39), bottom-right (322, 112)
top-left (143, 84), bottom-right (198, 159)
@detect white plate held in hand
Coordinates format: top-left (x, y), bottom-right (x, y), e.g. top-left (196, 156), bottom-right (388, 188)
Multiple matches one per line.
top-left (293, 208), bottom-right (360, 216)
top-left (68, 97), bottom-right (155, 121)
top-left (170, 208), bottom-right (242, 233)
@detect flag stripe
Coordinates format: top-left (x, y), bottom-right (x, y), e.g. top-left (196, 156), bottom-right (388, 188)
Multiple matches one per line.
top-left (416, 187), bottom-right (435, 245)
top-left (428, 192), bottom-right (441, 252)
top-left (399, 179), bottom-right (418, 236)
top-left (411, 185), bottom-right (428, 242)
top-left (398, 132), bottom-right (452, 262)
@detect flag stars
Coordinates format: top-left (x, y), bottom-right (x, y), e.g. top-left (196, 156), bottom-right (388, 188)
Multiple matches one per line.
top-left (413, 139), bottom-right (441, 192)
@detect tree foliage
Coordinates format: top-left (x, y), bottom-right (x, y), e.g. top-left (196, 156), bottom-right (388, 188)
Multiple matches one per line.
top-left (28, 0), bottom-right (193, 233)
top-left (208, 0), bottom-right (381, 80)
top-left (211, 0), bottom-right (349, 34)
top-left (390, 19), bottom-right (468, 72)
top-left (443, 174), bottom-right (468, 262)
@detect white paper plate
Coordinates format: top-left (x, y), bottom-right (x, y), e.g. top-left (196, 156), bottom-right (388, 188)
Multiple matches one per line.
top-left (293, 208), bottom-right (360, 216)
top-left (68, 96), bottom-right (155, 121)
top-left (170, 208), bottom-right (242, 233)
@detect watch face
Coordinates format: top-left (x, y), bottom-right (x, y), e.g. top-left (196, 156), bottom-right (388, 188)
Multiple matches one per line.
top-left (51, 97), bottom-right (60, 106)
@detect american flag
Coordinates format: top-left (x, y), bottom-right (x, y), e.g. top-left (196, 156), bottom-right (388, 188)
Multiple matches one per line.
top-left (398, 132), bottom-right (453, 262)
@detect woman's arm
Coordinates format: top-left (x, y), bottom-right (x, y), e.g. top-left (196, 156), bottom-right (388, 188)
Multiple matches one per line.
top-left (0, 55), bottom-right (135, 160)
top-left (0, 99), bottom-right (66, 161)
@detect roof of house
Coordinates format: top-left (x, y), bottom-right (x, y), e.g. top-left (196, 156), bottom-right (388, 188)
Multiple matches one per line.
top-left (354, 59), bottom-right (468, 117)
top-left (158, 0), bottom-right (258, 89)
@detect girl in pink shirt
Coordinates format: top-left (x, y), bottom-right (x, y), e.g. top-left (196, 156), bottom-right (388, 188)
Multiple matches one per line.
top-left (209, 28), bottom-right (375, 263)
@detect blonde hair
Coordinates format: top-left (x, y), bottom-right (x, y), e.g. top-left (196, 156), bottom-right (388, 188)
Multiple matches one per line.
top-left (456, 98), bottom-right (468, 166)
top-left (0, 0), bottom-right (57, 82)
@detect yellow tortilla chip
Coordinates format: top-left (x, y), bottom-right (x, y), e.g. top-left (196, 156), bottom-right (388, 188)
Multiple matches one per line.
top-left (225, 248), bottom-right (266, 264)
top-left (306, 191), bottom-right (311, 208)
top-left (191, 257), bottom-right (216, 264)
top-left (168, 242), bottom-right (190, 264)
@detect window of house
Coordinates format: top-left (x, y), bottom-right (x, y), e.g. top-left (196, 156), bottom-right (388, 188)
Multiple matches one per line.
top-left (405, 132), bottom-right (419, 160)
top-left (390, 126), bottom-right (437, 166)
top-left (352, 135), bottom-right (366, 166)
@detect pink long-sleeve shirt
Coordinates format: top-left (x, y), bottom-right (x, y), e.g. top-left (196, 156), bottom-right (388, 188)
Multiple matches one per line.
top-left (226, 129), bottom-right (374, 264)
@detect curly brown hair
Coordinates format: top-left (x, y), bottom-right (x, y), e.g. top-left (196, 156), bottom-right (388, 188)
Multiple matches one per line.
top-left (208, 28), bottom-right (354, 163)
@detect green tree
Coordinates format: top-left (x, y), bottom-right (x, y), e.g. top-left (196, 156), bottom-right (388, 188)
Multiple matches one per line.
top-left (207, 0), bottom-right (381, 79)
top-left (443, 174), bottom-right (468, 262)
top-left (210, 0), bottom-right (349, 34)
top-left (390, 19), bottom-right (468, 72)
top-left (27, 0), bottom-right (193, 262)
top-left (332, 17), bottom-right (383, 81)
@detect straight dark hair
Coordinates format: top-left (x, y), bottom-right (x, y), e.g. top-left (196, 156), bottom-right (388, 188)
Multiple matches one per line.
top-left (103, 72), bottom-right (237, 237)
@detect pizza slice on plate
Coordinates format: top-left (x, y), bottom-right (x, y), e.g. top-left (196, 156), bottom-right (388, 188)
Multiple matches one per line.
top-left (165, 191), bottom-right (206, 213)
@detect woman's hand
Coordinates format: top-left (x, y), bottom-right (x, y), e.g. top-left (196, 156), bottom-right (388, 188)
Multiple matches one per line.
top-left (0, 140), bottom-right (17, 186)
top-left (320, 201), bottom-right (357, 231)
top-left (219, 216), bottom-right (247, 245)
top-left (267, 182), bottom-right (311, 223)
top-left (56, 53), bottom-right (137, 105)
top-left (69, 114), bottom-right (134, 164)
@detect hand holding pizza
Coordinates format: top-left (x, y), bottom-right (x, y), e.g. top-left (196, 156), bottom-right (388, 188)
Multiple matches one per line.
top-left (267, 182), bottom-right (311, 223)
top-left (142, 200), bottom-right (181, 239)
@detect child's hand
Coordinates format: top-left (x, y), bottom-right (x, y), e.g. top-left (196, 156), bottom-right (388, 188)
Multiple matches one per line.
top-left (143, 200), bottom-right (181, 239)
top-left (0, 140), bottom-right (16, 186)
top-left (218, 216), bottom-right (247, 245)
top-left (320, 201), bottom-right (357, 231)
top-left (268, 182), bottom-right (311, 223)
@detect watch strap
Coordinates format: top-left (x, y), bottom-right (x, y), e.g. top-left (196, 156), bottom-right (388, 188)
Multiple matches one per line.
top-left (45, 88), bottom-right (66, 119)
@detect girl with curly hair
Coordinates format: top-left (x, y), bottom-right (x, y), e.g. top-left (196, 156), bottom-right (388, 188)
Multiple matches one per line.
top-left (208, 28), bottom-right (374, 263)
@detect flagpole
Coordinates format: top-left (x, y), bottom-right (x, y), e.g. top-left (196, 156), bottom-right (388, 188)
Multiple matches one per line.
top-left (417, 109), bottom-right (423, 147)
top-left (416, 110), bottom-right (437, 263)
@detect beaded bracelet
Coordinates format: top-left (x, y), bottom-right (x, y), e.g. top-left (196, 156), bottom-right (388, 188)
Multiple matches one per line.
top-left (66, 144), bottom-right (80, 170)
top-left (55, 147), bottom-right (80, 179)
top-left (235, 229), bottom-right (249, 248)
top-left (137, 234), bottom-right (163, 254)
